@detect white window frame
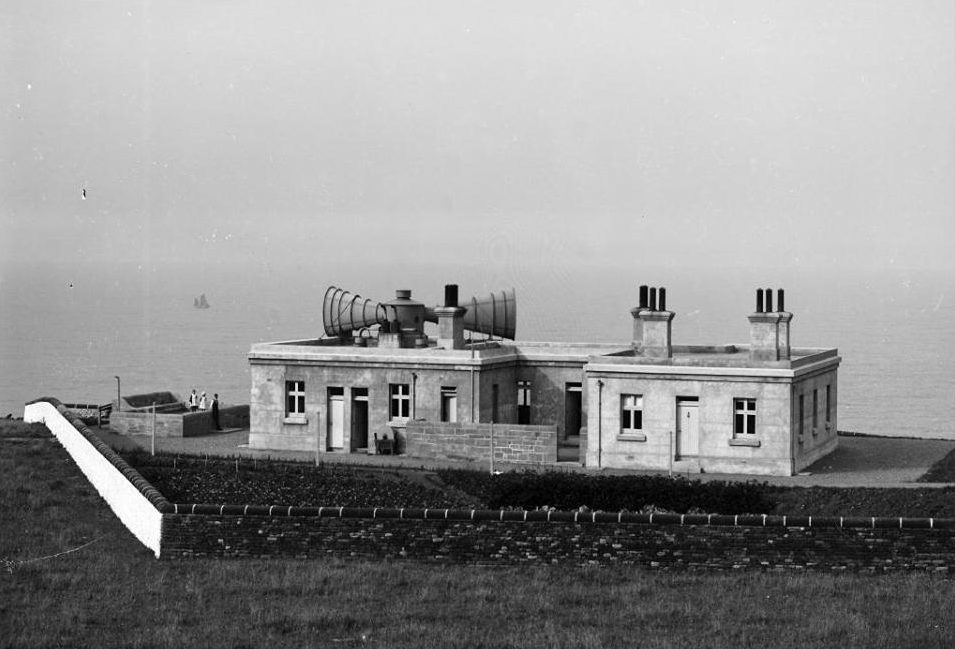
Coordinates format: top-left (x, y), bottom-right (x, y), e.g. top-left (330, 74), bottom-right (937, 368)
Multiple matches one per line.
top-left (620, 394), bottom-right (643, 434)
top-left (734, 398), bottom-right (757, 437)
top-left (390, 383), bottom-right (410, 420)
top-left (285, 380), bottom-right (306, 418)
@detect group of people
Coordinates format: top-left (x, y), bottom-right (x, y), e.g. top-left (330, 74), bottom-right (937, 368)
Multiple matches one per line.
top-left (188, 388), bottom-right (222, 431)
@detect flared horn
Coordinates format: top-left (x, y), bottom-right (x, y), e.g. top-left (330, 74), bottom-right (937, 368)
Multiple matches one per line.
top-left (461, 288), bottom-right (516, 339)
top-left (322, 286), bottom-right (388, 337)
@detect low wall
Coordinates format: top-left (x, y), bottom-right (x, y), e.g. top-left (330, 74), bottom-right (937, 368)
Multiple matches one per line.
top-left (405, 421), bottom-right (558, 465)
top-left (23, 398), bottom-right (165, 557)
top-left (112, 405), bottom-right (249, 437)
top-left (19, 399), bottom-right (955, 569)
top-left (159, 508), bottom-right (955, 570)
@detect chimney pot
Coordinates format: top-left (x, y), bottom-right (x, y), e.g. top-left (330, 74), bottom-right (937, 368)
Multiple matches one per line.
top-left (639, 285), bottom-right (648, 309)
top-left (649, 287), bottom-right (657, 311)
top-left (659, 287), bottom-right (666, 311)
top-left (444, 284), bottom-right (458, 308)
top-left (777, 288), bottom-right (785, 312)
top-left (756, 289), bottom-right (764, 313)
top-left (764, 288), bottom-right (773, 312)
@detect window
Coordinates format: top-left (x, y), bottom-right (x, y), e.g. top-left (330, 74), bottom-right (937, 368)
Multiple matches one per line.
top-left (798, 394), bottom-right (805, 438)
top-left (734, 398), bottom-right (756, 436)
top-left (826, 385), bottom-right (832, 423)
top-left (812, 389), bottom-right (819, 431)
top-left (491, 384), bottom-right (499, 423)
top-left (390, 383), bottom-right (410, 419)
top-left (621, 394), bottom-right (643, 433)
top-left (285, 380), bottom-right (305, 417)
top-left (440, 387), bottom-right (457, 423)
top-left (517, 380), bottom-right (531, 425)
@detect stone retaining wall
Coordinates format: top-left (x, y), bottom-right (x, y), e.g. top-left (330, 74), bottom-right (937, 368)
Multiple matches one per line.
top-left (405, 421), bottom-right (558, 465)
top-left (160, 512), bottom-right (955, 570)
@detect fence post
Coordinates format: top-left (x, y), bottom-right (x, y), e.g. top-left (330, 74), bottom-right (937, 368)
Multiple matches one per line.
top-left (315, 408), bottom-right (322, 467)
top-left (490, 422), bottom-right (495, 475)
top-left (151, 403), bottom-right (156, 456)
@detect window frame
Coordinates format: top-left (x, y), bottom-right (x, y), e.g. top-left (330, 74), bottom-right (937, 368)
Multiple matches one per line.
top-left (733, 398), bottom-right (757, 437)
top-left (620, 394), bottom-right (644, 435)
top-left (389, 383), bottom-right (410, 420)
top-left (798, 394), bottom-right (805, 440)
top-left (825, 384), bottom-right (832, 424)
top-left (285, 380), bottom-right (306, 419)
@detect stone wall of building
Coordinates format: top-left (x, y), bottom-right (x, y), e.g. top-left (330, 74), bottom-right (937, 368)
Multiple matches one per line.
top-left (404, 421), bottom-right (558, 465)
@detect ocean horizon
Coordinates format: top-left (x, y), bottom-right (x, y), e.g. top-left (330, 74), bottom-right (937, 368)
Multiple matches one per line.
top-left (1, 258), bottom-right (952, 440)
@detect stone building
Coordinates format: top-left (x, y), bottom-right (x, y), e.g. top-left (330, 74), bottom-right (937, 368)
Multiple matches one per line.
top-left (248, 284), bottom-right (840, 476)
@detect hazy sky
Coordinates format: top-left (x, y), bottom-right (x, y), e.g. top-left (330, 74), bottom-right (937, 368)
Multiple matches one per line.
top-left (2, 1), bottom-right (953, 273)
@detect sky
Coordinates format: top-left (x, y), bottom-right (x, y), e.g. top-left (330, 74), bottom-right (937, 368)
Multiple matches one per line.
top-left (1, 1), bottom-right (953, 274)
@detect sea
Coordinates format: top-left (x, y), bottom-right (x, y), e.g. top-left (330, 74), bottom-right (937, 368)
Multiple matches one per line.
top-left (1, 259), bottom-right (953, 440)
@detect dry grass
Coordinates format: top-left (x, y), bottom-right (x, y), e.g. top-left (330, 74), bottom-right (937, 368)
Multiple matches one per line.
top-left (1, 419), bottom-right (953, 649)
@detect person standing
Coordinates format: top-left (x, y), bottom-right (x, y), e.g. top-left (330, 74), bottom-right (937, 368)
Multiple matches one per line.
top-left (188, 389), bottom-right (198, 412)
top-left (199, 391), bottom-right (207, 411)
top-left (212, 393), bottom-right (221, 431)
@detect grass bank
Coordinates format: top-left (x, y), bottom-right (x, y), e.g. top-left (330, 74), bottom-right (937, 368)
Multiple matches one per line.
top-left (2, 420), bottom-right (954, 648)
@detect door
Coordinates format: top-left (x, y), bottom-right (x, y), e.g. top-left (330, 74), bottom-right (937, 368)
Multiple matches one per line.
top-left (564, 383), bottom-right (582, 439)
top-left (351, 388), bottom-right (368, 451)
top-left (676, 398), bottom-right (699, 457)
top-left (328, 389), bottom-right (345, 449)
top-left (441, 387), bottom-right (458, 423)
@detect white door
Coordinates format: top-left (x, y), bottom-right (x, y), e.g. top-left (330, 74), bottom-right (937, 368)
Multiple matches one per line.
top-left (676, 402), bottom-right (699, 457)
top-left (328, 395), bottom-right (344, 449)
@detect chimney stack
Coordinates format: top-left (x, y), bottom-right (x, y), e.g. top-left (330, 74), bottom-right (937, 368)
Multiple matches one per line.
top-left (748, 287), bottom-right (791, 362)
top-left (638, 285), bottom-right (675, 358)
top-left (434, 283), bottom-right (466, 349)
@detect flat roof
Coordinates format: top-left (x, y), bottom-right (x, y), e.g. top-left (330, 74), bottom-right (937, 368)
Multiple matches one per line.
top-left (249, 338), bottom-right (838, 371)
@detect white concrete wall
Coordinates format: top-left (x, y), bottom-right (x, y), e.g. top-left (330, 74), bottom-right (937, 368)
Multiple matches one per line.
top-left (23, 401), bottom-right (162, 558)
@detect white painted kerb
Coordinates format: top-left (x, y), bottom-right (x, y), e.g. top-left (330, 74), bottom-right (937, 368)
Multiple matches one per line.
top-left (24, 401), bottom-right (162, 558)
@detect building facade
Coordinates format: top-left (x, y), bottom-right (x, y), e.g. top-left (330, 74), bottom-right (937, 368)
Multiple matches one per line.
top-left (248, 285), bottom-right (840, 476)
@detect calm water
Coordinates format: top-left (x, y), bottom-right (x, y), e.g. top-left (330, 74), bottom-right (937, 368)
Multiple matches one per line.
top-left (1, 259), bottom-right (953, 439)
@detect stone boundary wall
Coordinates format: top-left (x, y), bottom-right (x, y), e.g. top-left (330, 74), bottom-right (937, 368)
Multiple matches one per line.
top-left (160, 510), bottom-right (955, 570)
top-left (23, 398), bottom-right (168, 557)
top-left (20, 398), bottom-right (955, 569)
top-left (405, 421), bottom-right (558, 465)
top-left (111, 405), bottom-right (250, 437)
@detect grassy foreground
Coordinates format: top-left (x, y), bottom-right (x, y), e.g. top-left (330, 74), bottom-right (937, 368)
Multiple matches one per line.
top-left (2, 420), bottom-right (954, 649)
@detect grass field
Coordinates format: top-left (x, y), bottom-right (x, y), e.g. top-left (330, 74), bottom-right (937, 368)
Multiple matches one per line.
top-left (2, 420), bottom-right (954, 649)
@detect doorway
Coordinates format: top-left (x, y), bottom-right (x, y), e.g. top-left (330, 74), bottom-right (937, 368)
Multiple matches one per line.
top-left (676, 397), bottom-right (699, 458)
top-left (327, 387), bottom-right (344, 450)
top-left (351, 388), bottom-right (368, 451)
top-left (564, 383), bottom-right (582, 440)
top-left (440, 387), bottom-right (458, 423)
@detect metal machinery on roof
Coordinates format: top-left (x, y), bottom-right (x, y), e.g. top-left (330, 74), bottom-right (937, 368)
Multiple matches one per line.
top-left (322, 284), bottom-right (516, 344)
